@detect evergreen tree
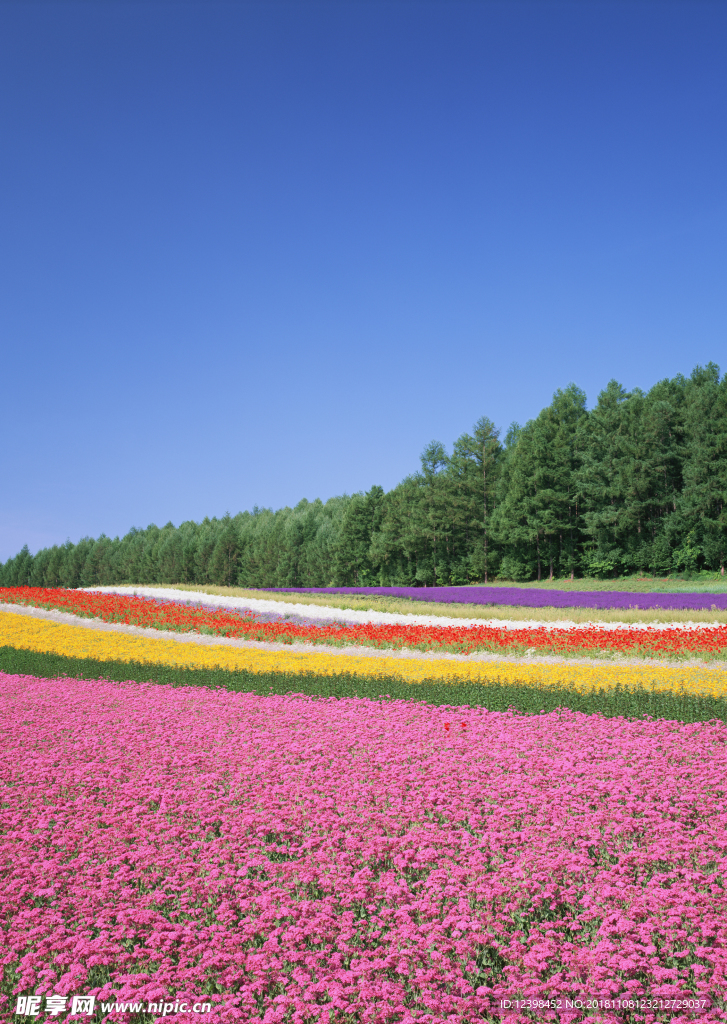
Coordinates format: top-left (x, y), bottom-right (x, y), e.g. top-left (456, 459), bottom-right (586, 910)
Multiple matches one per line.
top-left (209, 513), bottom-right (241, 586)
top-left (450, 417), bottom-right (502, 582)
top-left (333, 487), bottom-right (384, 585)
top-left (4, 545), bottom-right (34, 586)
top-left (495, 385), bottom-right (586, 580)
top-left (4, 363), bottom-right (724, 587)
top-left (576, 377), bottom-right (685, 575)
top-left (368, 476), bottom-right (421, 586)
top-left (676, 363), bottom-right (727, 573)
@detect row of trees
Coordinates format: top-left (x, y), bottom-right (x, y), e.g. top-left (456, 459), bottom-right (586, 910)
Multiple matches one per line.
top-left (3, 364), bottom-right (726, 588)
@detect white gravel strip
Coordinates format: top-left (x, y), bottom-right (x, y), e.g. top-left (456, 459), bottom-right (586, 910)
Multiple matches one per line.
top-left (82, 586), bottom-right (724, 633)
top-left (5, 603), bottom-right (726, 671)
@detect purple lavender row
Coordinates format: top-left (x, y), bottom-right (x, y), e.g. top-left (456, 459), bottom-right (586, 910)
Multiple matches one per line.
top-left (262, 585), bottom-right (727, 611)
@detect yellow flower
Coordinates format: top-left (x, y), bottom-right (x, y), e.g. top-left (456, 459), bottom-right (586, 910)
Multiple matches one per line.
top-left (2, 611), bottom-right (727, 699)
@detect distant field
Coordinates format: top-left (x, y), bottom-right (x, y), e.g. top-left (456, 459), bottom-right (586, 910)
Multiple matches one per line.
top-left (155, 583), bottom-right (727, 624)
top-left (461, 575), bottom-right (727, 593)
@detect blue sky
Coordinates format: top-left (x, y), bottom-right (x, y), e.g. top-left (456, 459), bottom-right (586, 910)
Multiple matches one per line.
top-left (2, 0), bottom-right (726, 561)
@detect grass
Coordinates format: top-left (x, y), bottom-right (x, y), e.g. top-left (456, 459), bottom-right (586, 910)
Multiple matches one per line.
top-left (4, 645), bottom-right (727, 723)
top-left (150, 583), bottom-right (727, 625)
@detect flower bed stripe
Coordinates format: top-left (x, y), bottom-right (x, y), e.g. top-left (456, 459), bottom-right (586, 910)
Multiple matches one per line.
top-left (268, 585), bottom-right (727, 611)
top-left (4, 675), bottom-right (726, 1019)
top-left (78, 585), bottom-right (727, 628)
top-left (3, 610), bottom-right (727, 700)
top-left (6, 646), bottom-right (727, 722)
top-left (4, 588), bottom-right (727, 659)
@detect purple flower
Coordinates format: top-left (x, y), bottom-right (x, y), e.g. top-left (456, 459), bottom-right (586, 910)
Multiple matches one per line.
top-left (262, 585), bottom-right (727, 611)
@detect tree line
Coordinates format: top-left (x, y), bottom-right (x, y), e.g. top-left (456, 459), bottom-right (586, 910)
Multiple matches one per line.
top-left (3, 364), bottom-right (726, 589)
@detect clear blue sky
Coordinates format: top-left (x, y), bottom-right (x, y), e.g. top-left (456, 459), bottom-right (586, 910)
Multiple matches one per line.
top-left (2, 0), bottom-right (726, 561)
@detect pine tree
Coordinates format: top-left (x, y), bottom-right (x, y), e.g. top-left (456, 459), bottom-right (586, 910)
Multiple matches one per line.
top-left (209, 513), bottom-right (241, 586)
top-left (677, 363), bottom-right (727, 572)
top-left (577, 377), bottom-right (685, 575)
top-left (495, 386), bottom-right (586, 579)
top-left (450, 417), bottom-right (502, 582)
top-left (333, 487), bottom-right (384, 585)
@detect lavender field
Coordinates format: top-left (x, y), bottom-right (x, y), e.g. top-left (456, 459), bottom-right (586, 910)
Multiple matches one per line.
top-left (266, 585), bottom-right (727, 612)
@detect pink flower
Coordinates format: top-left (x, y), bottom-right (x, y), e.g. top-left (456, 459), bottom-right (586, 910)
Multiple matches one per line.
top-left (1, 672), bottom-right (726, 1022)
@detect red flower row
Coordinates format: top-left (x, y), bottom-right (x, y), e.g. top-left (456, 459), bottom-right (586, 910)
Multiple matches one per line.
top-left (2, 587), bottom-right (726, 659)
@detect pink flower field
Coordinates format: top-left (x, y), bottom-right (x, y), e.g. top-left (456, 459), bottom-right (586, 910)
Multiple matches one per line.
top-left (2, 673), bottom-right (727, 1023)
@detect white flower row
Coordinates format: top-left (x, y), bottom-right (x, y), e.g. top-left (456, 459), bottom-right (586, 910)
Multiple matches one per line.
top-left (81, 586), bottom-right (722, 632)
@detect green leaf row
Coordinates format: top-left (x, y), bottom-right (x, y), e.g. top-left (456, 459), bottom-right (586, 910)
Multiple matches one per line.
top-left (3, 646), bottom-right (727, 723)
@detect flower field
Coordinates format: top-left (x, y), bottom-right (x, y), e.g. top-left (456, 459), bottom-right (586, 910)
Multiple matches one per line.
top-left (4, 587), bottom-right (727, 1023)
top-left (3, 610), bottom-right (727, 702)
top-left (4, 588), bottom-right (727, 661)
top-left (3, 672), bottom-right (727, 1023)
top-left (267, 585), bottom-right (727, 612)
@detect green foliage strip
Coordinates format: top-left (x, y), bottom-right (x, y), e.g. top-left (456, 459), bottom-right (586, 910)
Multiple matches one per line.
top-left (2, 646), bottom-right (726, 723)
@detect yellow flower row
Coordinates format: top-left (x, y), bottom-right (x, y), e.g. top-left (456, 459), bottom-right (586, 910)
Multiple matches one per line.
top-left (2, 611), bottom-right (727, 698)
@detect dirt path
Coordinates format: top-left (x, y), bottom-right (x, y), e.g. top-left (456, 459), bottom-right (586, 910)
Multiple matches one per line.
top-left (3, 602), bottom-right (726, 672)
